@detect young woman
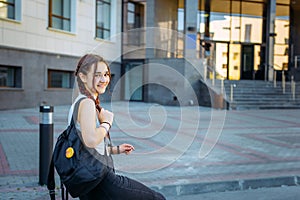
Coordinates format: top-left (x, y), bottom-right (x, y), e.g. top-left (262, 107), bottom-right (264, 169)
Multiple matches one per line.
top-left (69, 54), bottom-right (166, 200)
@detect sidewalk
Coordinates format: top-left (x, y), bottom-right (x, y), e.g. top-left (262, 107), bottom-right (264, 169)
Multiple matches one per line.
top-left (1, 101), bottom-right (300, 199)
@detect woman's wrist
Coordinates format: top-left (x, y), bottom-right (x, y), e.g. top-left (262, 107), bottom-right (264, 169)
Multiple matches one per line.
top-left (100, 122), bottom-right (110, 132)
top-left (99, 123), bottom-right (109, 137)
top-left (101, 121), bottom-right (111, 129)
top-left (109, 145), bottom-right (120, 155)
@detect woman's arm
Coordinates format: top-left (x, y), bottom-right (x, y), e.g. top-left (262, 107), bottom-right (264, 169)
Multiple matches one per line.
top-left (78, 98), bottom-right (107, 148)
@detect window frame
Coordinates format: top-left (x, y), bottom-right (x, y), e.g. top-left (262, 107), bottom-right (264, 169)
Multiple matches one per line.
top-left (47, 69), bottom-right (74, 89)
top-left (95, 0), bottom-right (111, 40)
top-left (48, 0), bottom-right (76, 33)
top-left (0, 0), bottom-right (21, 22)
top-left (0, 65), bottom-right (22, 89)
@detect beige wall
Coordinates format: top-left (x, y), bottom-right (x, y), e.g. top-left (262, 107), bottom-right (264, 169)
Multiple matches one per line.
top-left (0, 0), bottom-right (122, 62)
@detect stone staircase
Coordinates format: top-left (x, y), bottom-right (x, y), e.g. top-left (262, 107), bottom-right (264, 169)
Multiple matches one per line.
top-left (222, 80), bottom-right (300, 110)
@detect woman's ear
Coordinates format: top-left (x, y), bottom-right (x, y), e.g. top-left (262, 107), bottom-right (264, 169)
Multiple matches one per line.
top-left (78, 72), bottom-right (87, 83)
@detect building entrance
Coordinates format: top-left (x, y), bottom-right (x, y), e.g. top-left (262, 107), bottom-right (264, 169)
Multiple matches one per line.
top-left (122, 60), bottom-right (144, 101)
top-left (241, 44), bottom-right (254, 80)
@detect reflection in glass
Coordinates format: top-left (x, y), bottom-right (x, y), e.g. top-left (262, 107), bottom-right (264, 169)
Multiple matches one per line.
top-left (215, 43), bottom-right (228, 79)
top-left (274, 5), bottom-right (289, 71)
top-left (240, 2), bottom-right (263, 43)
top-left (229, 44), bottom-right (241, 80)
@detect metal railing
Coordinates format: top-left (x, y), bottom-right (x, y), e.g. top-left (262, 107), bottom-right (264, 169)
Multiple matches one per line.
top-left (291, 76), bottom-right (296, 101)
top-left (202, 59), bottom-right (230, 100)
top-left (202, 60), bottom-right (298, 103)
top-left (282, 71), bottom-right (286, 94)
top-left (273, 69), bottom-right (297, 100)
top-left (230, 83), bottom-right (236, 102)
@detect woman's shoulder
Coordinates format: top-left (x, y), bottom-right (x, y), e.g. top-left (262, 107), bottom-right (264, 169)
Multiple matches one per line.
top-left (74, 94), bottom-right (92, 105)
top-left (70, 95), bottom-right (93, 114)
top-left (80, 98), bottom-right (94, 105)
top-left (78, 98), bottom-right (95, 111)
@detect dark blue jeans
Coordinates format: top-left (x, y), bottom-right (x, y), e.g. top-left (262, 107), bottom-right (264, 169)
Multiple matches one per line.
top-left (79, 169), bottom-right (166, 200)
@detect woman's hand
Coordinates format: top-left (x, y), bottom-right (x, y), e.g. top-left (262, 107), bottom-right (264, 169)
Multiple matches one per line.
top-left (98, 108), bottom-right (114, 125)
top-left (119, 143), bottom-right (135, 155)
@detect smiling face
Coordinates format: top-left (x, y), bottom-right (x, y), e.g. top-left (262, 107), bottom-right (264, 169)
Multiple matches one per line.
top-left (79, 61), bottom-right (110, 96)
top-left (93, 61), bottom-right (110, 94)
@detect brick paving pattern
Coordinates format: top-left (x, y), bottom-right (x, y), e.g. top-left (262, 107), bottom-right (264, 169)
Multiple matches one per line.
top-left (0, 102), bottom-right (300, 199)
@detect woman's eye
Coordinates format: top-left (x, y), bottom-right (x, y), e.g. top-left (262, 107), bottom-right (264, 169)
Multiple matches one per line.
top-left (94, 72), bottom-right (109, 78)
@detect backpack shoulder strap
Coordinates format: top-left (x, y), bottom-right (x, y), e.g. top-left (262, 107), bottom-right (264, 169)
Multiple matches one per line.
top-left (47, 156), bottom-right (55, 200)
top-left (71, 97), bottom-right (87, 125)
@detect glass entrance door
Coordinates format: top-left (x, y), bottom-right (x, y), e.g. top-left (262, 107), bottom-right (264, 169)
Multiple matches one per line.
top-left (241, 45), bottom-right (254, 79)
top-left (123, 61), bottom-right (144, 101)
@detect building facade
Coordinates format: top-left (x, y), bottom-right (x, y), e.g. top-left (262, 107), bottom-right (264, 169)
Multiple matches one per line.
top-left (0, 0), bottom-right (122, 109)
top-left (120, 0), bottom-right (300, 107)
top-left (0, 0), bottom-right (299, 109)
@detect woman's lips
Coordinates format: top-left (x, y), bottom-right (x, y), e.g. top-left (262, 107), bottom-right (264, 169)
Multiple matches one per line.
top-left (97, 83), bottom-right (107, 88)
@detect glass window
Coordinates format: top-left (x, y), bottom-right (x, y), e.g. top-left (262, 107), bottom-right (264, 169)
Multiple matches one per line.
top-left (198, 10), bottom-right (205, 39)
top-left (229, 44), bottom-right (241, 80)
top-left (0, 0), bottom-right (15, 19)
top-left (230, 1), bottom-right (241, 42)
top-left (0, 0), bottom-right (21, 21)
top-left (215, 43), bottom-right (228, 79)
top-left (126, 2), bottom-right (144, 45)
top-left (199, 0), bottom-right (264, 43)
top-left (122, 1), bottom-right (145, 59)
top-left (48, 69), bottom-right (74, 89)
top-left (0, 65), bottom-right (22, 88)
top-left (124, 62), bottom-right (143, 101)
top-left (274, 4), bottom-right (289, 70)
top-left (240, 2), bottom-right (263, 43)
top-left (127, 2), bottom-right (135, 30)
top-left (254, 45), bottom-right (261, 71)
top-left (210, 1), bottom-right (231, 42)
top-left (96, 0), bottom-right (111, 39)
top-left (49, 0), bottom-right (71, 32)
top-left (126, 2), bottom-right (144, 30)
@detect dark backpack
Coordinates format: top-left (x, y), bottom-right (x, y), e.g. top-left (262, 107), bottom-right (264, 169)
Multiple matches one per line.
top-left (47, 98), bottom-right (114, 199)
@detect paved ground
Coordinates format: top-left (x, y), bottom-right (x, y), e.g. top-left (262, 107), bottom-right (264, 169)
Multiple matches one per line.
top-left (0, 101), bottom-right (300, 199)
top-left (171, 186), bottom-right (300, 200)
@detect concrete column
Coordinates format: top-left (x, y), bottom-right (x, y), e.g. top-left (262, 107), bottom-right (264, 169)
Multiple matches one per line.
top-left (184, 0), bottom-right (199, 58)
top-left (290, 1), bottom-right (300, 81)
top-left (183, 0), bottom-right (202, 106)
top-left (266, 0), bottom-right (276, 81)
top-left (146, 0), bottom-right (155, 58)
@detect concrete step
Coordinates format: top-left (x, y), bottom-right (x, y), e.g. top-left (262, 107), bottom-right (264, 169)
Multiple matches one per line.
top-left (221, 80), bottom-right (300, 110)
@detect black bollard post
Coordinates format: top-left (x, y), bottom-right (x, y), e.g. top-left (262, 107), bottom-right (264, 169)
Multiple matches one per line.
top-left (39, 105), bottom-right (54, 185)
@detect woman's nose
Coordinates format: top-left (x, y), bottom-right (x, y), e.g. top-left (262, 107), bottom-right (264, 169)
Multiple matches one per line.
top-left (99, 75), bottom-right (107, 82)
